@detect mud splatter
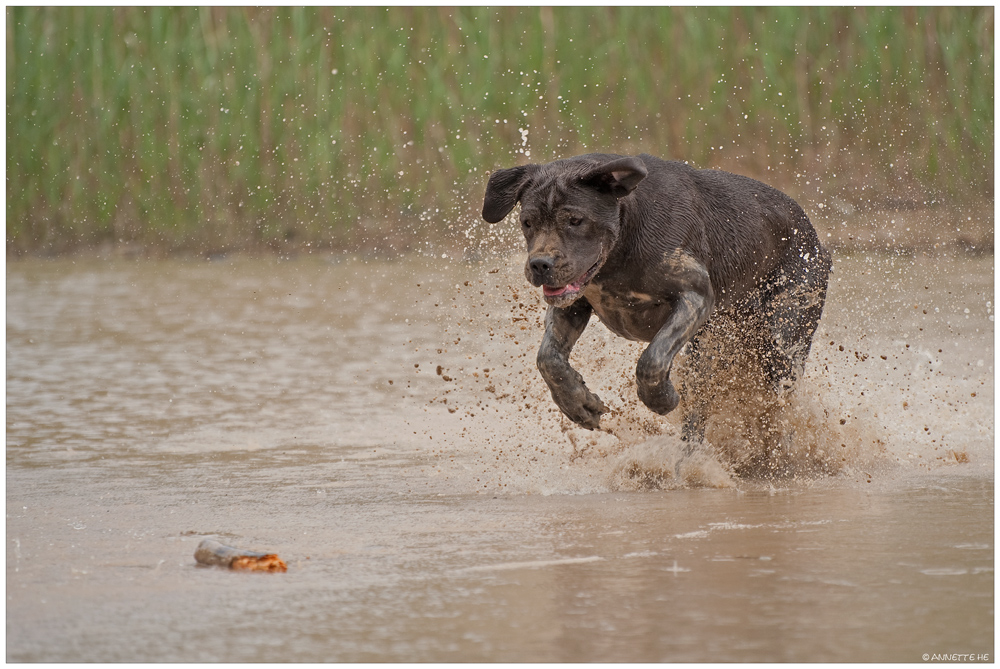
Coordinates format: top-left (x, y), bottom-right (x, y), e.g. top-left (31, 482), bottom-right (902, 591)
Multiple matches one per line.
top-left (419, 252), bottom-right (992, 495)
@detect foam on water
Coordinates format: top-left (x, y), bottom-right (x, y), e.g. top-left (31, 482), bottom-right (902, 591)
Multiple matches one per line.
top-left (412, 252), bottom-right (993, 495)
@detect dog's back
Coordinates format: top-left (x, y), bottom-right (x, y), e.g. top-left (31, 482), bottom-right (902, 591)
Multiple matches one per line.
top-left (623, 154), bottom-right (826, 310)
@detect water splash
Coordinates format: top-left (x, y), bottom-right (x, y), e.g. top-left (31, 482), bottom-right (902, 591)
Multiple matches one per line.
top-left (423, 251), bottom-right (992, 495)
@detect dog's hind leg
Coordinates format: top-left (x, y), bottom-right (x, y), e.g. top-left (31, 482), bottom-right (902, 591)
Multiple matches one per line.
top-left (760, 243), bottom-right (832, 397)
top-left (679, 335), bottom-right (709, 447)
top-left (738, 239), bottom-right (830, 476)
top-left (671, 331), bottom-right (726, 477)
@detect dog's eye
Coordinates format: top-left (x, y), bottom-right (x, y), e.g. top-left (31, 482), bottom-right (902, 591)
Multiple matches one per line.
top-left (521, 219), bottom-right (531, 229)
top-left (568, 217), bottom-right (583, 227)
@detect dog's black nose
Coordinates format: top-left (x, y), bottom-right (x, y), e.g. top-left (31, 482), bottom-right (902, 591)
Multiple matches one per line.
top-left (529, 256), bottom-right (554, 277)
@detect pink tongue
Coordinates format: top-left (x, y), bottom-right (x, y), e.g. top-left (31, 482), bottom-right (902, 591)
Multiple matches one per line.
top-left (543, 282), bottom-right (580, 297)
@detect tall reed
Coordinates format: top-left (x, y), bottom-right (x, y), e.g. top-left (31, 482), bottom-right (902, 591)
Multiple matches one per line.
top-left (6, 7), bottom-right (993, 254)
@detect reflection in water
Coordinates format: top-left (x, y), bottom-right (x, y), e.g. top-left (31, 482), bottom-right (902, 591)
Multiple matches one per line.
top-left (5, 251), bottom-right (993, 662)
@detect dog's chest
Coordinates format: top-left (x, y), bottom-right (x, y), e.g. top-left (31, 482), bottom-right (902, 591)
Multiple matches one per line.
top-left (582, 282), bottom-right (673, 342)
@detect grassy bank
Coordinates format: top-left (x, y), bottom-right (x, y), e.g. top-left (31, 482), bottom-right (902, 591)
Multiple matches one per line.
top-left (6, 7), bottom-right (993, 255)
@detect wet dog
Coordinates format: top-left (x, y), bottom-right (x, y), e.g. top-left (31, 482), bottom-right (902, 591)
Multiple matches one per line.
top-left (482, 153), bottom-right (831, 443)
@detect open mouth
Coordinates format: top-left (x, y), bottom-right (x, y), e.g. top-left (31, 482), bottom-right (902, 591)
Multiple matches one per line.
top-left (541, 251), bottom-right (604, 304)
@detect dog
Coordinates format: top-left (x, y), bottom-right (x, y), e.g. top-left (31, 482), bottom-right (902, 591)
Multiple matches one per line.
top-left (482, 153), bottom-right (831, 444)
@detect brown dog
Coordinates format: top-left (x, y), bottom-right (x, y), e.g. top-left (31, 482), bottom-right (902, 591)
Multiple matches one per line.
top-left (482, 153), bottom-right (831, 442)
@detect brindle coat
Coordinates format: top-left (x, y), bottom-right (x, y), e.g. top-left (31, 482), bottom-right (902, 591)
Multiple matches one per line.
top-left (482, 153), bottom-right (831, 439)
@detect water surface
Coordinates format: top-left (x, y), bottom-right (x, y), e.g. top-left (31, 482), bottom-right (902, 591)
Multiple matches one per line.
top-left (6, 250), bottom-right (993, 662)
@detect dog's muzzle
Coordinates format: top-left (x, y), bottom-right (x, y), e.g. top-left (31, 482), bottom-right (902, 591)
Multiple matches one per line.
top-left (529, 246), bottom-right (605, 307)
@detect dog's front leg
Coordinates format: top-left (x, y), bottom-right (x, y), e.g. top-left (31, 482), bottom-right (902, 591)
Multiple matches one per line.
top-left (636, 289), bottom-right (713, 416)
top-left (537, 300), bottom-right (608, 430)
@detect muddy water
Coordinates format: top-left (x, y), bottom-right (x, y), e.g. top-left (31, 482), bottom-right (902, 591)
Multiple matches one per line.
top-left (6, 250), bottom-right (994, 662)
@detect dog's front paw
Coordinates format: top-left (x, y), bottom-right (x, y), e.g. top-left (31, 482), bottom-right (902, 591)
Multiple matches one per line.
top-left (550, 385), bottom-right (608, 430)
top-left (637, 376), bottom-right (680, 416)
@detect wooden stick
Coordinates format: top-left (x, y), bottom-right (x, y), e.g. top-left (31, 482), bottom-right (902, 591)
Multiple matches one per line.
top-left (194, 539), bottom-right (287, 573)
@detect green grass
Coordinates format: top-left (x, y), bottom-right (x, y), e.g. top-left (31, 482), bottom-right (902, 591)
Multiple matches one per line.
top-left (6, 7), bottom-right (993, 254)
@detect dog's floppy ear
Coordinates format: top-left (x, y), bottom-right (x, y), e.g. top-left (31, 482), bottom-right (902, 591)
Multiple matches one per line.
top-left (482, 164), bottom-right (539, 223)
top-left (581, 156), bottom-right (647, 198)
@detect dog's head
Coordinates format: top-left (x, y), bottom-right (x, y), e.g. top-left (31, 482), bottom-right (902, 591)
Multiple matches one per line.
top-left (482, 155), bottom-right (647, 308)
